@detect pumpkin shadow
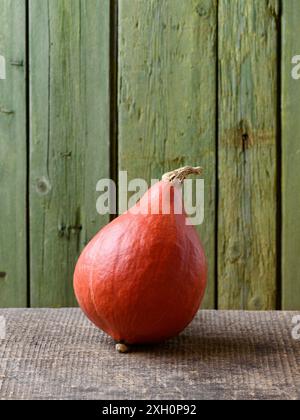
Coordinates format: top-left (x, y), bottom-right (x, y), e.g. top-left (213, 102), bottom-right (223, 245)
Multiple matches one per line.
top-left (129, 331), bottom-right (280, 362)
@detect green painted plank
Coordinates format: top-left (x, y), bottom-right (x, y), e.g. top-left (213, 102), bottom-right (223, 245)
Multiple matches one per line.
top-left (118, 0), bottom-right (217, 308)
top-left (29, 0), bottom-right (110, 307)
top-left (218, 0), bottom-right (278, 309)
top-left (0, 0), bottom-right (27, 307)
top-left (282, 0), bottom-right (300, 309)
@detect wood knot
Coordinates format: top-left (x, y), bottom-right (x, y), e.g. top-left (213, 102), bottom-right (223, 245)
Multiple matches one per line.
top-left (250, 296), bottom-right (263, 310)
top-left (0, 107), bottom-right (14, 115)
top-left (60, 151), bottom-right (72, 159)
top-left (0, 272), bottom-right (7, 279)
top-left (36, 177), bottom-right (51, 195)
top-left (58, 224), bottom-right (82, 238)
top-left (267, 3), bottom-right (279, 20)
top-left (68, 225), bottom-right (82, 235)
top-left (195, 3), bottom-right (209, 17)
top-left (10, 60), bottom-right (24, 67)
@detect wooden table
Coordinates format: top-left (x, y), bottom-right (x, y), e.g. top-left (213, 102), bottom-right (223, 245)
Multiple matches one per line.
top-left (0, 309), bottom-right (299, 400)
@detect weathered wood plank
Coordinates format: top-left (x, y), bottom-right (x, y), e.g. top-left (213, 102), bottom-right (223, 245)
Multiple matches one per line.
top-left (0, 0), bottom-right (27, 307)
top-left (282, 0), bottom-right (300, 310)
top-left (0, 309), bottom-right (299, 400)
top-left (218, 0), bottom-right (278, 309)
top-left (118, 0), bottom-right (217, 308)
top-left (29, 0), bottom-right (110, 307)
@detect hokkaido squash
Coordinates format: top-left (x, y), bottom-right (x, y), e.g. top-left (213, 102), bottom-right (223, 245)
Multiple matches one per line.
top-left (74, 166), bottom-right (207, 351)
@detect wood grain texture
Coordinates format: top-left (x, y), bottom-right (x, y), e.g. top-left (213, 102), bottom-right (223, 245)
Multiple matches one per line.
top-left (218, 0), bottom-right (278, 309)
top-left (118, 0), bottom-right (217, 308)
top-left (0, 0), bottom-right (27, 307)
top-left (29, 0), bottom-right (110, 307)
top-left (282, 0), bottom-right (300, 310)
top-left (0, 308), bottom-right (299, 400)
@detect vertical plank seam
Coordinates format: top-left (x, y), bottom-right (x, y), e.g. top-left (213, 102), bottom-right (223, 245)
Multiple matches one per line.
top-left (25, 0), bottom-right (30, 308)
top-left (277, 0), bottom-right (283, 310)
top-left (46, 0), bottom-right (51, 180)
top-left (110, 0), bottom-right (119, 218)
top-left (215, 0), bottom-right (219, 310)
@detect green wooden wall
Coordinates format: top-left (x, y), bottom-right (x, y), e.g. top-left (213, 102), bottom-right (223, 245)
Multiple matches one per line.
top-left (0, 0), bottom-right (27, 307)
top-left (0, 0), bottom-right (299, 309)
top-left (29, 0), bottom-right (110, 307)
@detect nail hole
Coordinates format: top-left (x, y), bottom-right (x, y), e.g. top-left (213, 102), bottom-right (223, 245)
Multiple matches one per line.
top-left (0, 272), bottom-right (7, 278)
top-left (242, 133), bottom-right (249, 142)
top-left (242, 133), bottom-right (249, 152)
top-left (58, 224), bottom-right (66, 237)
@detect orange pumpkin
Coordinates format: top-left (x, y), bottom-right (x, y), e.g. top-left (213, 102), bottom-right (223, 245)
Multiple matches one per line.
top-left (74, 167), bottom-right (207, 348)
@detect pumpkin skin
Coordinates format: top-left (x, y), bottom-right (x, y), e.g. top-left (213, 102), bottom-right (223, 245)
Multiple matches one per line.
top-left (74, 178), bottom-right (207, 344)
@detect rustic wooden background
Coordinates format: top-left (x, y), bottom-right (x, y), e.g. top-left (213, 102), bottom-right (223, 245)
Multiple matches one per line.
top-left (0, 0), bottom-right (299, 310)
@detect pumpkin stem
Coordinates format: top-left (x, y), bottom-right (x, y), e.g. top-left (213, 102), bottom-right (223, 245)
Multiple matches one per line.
top-left (162, 166), bottom-right (203, 183)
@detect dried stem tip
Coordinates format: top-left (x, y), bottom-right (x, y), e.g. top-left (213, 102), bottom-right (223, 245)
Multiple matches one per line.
top-left (116, 343), bottom-right (130, 353)
top-left (162, 166), bottom-right (203, 183)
